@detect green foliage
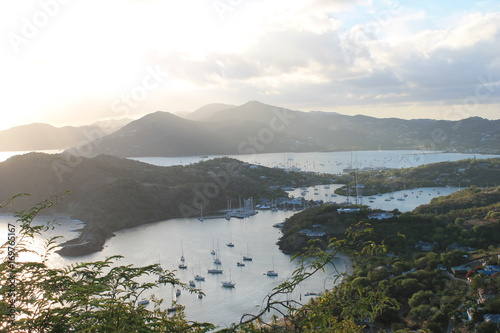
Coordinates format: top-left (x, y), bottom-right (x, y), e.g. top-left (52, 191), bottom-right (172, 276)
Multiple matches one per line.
top-left (0, 195), bottom-right (386, 333)
top-left (3, 182), bottom-right (498, 332)
top-left (408, 290), bottom-right (435, 308)
top-left (476, 322), bottom-right (499, 333)
top-left (0, 195), bottom-right (214, 333)
top-left (335, 158), bottom-right (500, 195)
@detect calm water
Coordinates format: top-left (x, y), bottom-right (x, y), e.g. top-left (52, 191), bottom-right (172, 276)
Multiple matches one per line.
top-left (286, 184), bottom-right (461, 213)
top-left (131, 150), bottom-right (498, 176)
top-left (0, 149), bottom-right (496, 326)
top-left (0, 186), bottom-right (461, 326)
top-left (0, 211), bottom-right (348, 327)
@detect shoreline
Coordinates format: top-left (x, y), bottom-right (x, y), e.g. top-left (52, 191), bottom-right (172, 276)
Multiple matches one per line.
top-left (336, 252), bottom-right (354, 277)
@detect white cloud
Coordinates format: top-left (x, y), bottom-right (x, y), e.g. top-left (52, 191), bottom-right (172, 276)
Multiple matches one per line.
top-left (0, 0), bottom-right (499, 129)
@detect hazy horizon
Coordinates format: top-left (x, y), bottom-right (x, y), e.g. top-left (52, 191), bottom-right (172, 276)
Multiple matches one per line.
top-left (2, 1), bottom-right (500, 131)
top-left (1, 99), bottom-right (499, 132)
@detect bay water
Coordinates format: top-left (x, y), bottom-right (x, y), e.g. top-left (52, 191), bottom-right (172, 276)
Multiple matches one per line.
top-left (0, 150), bottom-right (497, 326)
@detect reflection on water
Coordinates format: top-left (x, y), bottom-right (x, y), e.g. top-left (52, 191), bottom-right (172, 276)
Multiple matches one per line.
top-left (0, 182), bottom-right (459, 325)
top-left (131, 150), bottom-right (497, 175)
top-left (286, 184), bottom-right (461, 213)
top-left (0, 211), bottom-right (348, 326)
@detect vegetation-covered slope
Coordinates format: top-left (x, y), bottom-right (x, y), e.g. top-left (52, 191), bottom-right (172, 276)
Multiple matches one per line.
top-left (0, 153), bottom-right (330, 255)
top-left (277, 186), bottom-right (500, 332)
top-left (70, 102), bottom-right (500, 157)
top-left (334, 157), bottom-right (500, 196)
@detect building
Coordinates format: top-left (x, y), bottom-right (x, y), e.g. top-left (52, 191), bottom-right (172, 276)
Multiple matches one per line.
top-left (337, 208), bottom-right (360, 214)
top-left (480, 265), bottom-right (500, 276)
top-left (447, 242), bottom-right (477, 252)
top-left (451, 265), bottom-right (470, 277)
top-left (297, 229), bottom-right (326, 237)
top-left (484, 314), bottom-right (500, 328)
top-left (368, 212), bottom-right (394, 220)
top-left (478, 288), bottom-right (498, 304)
top-left (415, 241), bottom-right (437, 252)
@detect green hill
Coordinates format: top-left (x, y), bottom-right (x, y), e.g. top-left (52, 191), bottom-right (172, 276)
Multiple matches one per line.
top-left (0, 153), bottom-right (326, 255)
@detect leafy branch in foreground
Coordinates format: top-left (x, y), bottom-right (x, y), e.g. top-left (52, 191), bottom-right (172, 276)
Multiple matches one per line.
top-left (1, 195), bottom-right (394, 333)
top-left (230, 221), bottom-right (390, 332)
top-left (0, 195), bottom-right (214, 333)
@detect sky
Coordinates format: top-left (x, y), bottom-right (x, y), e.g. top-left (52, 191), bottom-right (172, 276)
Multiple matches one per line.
top-left (1, 0), bottom-right (500, 130)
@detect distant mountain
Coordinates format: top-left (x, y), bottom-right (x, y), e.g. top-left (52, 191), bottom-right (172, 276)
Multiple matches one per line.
top-left (0, 120), bottom-right (131, 152)
top-left (69, 101), bottom-right (499, 157)
top-left (0, 123), bottom-right (100, 151)
top-left (89, 111), bottom-right (234, 157)
top-left (200, 101), bottom-right (301, 125)
top-left (185, 103), bottom-right (236, 120)
top-left (87, 118), bottom-right (133, 134)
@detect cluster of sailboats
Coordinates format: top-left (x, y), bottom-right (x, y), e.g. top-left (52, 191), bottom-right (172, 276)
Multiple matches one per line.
top-left (198, 198), bottom-right (257, 222)
top-left (142, 239), bottom-right (279, 310)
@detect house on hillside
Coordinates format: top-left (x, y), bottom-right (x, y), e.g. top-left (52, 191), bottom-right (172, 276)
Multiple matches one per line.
top-left (297, 229), bottom-right (326, 237)
top-left (447, 242), bottom-right (477, 252)
top-left (484, 314), bottom-right (500, 328)
top-left (479, 265), bottom-right (500, 276)
top-left (478, 288), bottom-right (498, 304)
top-left (451, 265), bottom-right (470, 277)
top-left (337, 208), bottom-right (360, 214)
top-left (368, 212), bottom-right (394, 220)
top-left (415, 241), bottom-right (437, 252)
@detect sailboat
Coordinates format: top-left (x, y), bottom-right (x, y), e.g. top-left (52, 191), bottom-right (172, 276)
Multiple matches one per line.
top-left (198, 205), bottom-right (204, 222)
top-left (194, 274), bottom-right (205, 281)
top-left (226, 229), bottom-right (234, 247)
top-left (242, 243), bottom-right (253, 261)
top-left (213, 239), bottom-right (221, 265)
top-left (168, 288), bottom-right (183, 313)
top-left (267, 258), bottom-right (278, 276)
top-left (210, 236), bottom-right (216, 255)
top-left (221, 269), bottom-right (235, 288)
top-left (207, 267), bottom-right (223, 274)
top-left (155, 254), bottom-right (163, 272)
top-left (178, 240), bottom-right (187, 269)
top-left (194, 261), bottom-right (205, 281)
top-left (138, 298), bottom-right (149, 306)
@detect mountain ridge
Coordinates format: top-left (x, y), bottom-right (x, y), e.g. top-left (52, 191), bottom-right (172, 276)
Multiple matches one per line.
top-left (1, 101), bottom-right (498, 155)
top-left (0, 119), bottom-right (131, 151)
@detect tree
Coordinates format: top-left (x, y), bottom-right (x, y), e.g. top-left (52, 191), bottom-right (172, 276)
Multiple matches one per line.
top-left (1, 196), bottom-right (401, 332)
top-left (476, 322), bottom-right (499, 333)
top-left (441, 250), bottom-right (467, 267)
top-left (408, 290), bottom-right (435, 308)
top-left (0, 195), bottom-right (214, 333)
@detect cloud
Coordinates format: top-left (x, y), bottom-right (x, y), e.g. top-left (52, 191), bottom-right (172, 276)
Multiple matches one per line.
top-left (147, 8), bottom-right (500, 113)
top-left (1, 0), bottom-right (500, 127)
